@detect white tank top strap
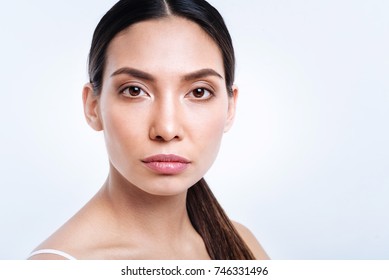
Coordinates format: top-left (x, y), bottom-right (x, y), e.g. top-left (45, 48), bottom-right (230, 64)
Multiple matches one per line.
top-left (28, 249), bottom-right (77, 260)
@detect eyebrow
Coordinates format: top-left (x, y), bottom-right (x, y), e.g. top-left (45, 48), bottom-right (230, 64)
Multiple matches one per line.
top-left (110, 67), bottom-right (223, 82)
top-left (182, 68), bottom-right (223, 81)
top-left (110, 67), bottom-right (155, 81)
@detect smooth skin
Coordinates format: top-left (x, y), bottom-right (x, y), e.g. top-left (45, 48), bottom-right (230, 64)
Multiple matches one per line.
top-left (29, 16), bottom-right (269, 260)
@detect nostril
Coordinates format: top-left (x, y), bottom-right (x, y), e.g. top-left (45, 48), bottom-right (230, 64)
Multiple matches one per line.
top-left (153, 134), bottom-right (180, 142)
top-left (149, 123), bottom-right (182, 142)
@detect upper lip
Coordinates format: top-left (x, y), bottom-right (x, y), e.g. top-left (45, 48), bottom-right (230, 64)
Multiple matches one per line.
top-left (142, 154), bottom-right (191, 163)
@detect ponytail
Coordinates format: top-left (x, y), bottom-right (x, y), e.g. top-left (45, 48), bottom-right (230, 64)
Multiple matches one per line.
top-left (186, 178), bottom-right (255, 259)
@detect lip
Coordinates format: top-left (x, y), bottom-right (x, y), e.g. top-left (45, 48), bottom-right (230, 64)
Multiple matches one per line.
top-left (142, 154), bottom-right (190, 175)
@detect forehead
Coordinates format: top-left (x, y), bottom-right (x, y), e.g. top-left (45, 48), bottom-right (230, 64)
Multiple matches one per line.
top-left (104, 16), bottom-right (224, 78)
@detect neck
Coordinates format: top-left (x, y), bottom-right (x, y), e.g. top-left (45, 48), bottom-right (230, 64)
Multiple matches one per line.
top-left (97, 164), bottom-right (193, 241)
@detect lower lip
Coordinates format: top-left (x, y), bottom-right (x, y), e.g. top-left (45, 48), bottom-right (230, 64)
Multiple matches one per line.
top-left (143, 161), bottom-right (189, 175)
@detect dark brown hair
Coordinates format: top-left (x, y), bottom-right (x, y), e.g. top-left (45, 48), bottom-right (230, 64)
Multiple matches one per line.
top-left (88, 0), bottom-right (255, 259)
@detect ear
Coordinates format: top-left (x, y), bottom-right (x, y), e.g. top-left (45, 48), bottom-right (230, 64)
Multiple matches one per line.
top-left (82, 83), bottom-right (103, 131)
top-left (224, 85), bottom-right (238, 132)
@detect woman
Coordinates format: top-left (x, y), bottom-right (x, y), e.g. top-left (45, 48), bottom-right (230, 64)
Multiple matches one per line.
top-left (29, 0), bottom-right (269, 260)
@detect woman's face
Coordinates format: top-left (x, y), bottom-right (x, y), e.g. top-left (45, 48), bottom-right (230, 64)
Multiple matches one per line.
top-left (84, 16), bottom-right (237, 196)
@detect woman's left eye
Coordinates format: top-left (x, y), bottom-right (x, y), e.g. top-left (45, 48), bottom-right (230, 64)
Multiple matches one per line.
top-left (187, 88), bottom-right (213, 100)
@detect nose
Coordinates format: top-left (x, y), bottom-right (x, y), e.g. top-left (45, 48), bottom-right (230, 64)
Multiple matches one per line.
top-left (149, 96), bottom-right (183, 142)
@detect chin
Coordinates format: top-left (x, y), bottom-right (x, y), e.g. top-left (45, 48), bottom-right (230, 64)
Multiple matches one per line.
top-left (128, 176), bottom-right (200, 197)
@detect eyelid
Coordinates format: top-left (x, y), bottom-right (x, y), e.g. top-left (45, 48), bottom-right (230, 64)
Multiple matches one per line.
top-left (192, 80), bottom-right (217, 92)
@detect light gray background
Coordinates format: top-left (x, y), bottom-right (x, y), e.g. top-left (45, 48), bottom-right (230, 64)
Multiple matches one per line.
top-left (0, 0), bottom-right (388, 259)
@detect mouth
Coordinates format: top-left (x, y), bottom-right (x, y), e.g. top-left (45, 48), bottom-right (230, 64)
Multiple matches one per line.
top-left (141, 154), bottom-right (191, 175)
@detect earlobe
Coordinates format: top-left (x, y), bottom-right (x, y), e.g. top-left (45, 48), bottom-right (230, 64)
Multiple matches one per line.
top-left (82, 83), bottom-right (103, 131)
top-left (224, 85), bottom-right (238, 133)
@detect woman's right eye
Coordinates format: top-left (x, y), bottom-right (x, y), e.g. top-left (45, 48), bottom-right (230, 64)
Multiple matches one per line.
top-left (120, 86), bottom-right (147, 98)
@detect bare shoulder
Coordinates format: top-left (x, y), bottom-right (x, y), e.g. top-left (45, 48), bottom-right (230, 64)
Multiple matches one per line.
top-left (232, 221), bottom-right (270, 260)
top-left (28, 202), bottom-right (99, 260)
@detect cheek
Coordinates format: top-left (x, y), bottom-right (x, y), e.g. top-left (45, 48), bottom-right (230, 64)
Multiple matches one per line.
top-left (191, 105), bottom-right (228, 160)
top-left (198, 115), bottom-right (225, 141)
top-left (100, 102), bottom-right (146, 159)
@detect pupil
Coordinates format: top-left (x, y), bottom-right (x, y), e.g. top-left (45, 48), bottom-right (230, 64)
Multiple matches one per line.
top-left (194, 88), bottom-right (204, 98)
top-left (131, 87), bottom-right (140, 95)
